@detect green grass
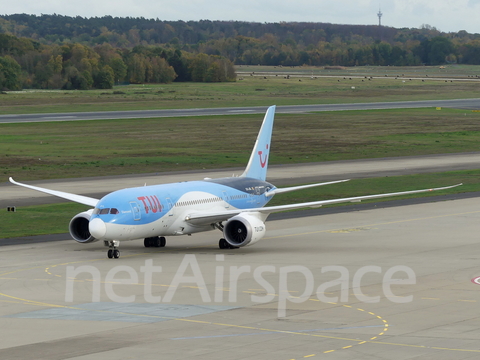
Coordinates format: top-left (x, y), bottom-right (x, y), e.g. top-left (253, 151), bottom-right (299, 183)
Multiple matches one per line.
top-left (2, 107), bottom-right (480, 180)
top-left (238, 64), bottom-right (480, 77)
top-left (1, 202), bottom-right (89, 238)
top-left (1, 65), bottom-right (480, 114)
top-left (268, 170), bottom-right (475, 206)
top-left (0, 169), bottom-right (474, 239)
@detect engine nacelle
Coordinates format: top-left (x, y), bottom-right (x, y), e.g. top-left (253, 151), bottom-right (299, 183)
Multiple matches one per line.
top-left (224, 213), bottom-right (266, 247)
top-left (69, 209), bottom-right (98, 243)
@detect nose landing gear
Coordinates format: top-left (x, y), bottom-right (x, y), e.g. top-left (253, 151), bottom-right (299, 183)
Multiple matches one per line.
top-left (104, 240), bottom-right (120, 259)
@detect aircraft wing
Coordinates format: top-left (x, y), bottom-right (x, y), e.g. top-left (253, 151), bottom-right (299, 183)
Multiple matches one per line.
top-left (185, 183), bottom-right (462, 225)
top-left (9, 177), bottom-right (99, 207)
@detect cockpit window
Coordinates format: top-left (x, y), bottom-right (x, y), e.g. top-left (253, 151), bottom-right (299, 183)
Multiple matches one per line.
top-left (93, 208), bottom-right (119, 215)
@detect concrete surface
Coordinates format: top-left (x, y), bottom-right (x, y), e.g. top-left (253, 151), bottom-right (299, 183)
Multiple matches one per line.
top-left (0, 196), bottom-right (479, 359)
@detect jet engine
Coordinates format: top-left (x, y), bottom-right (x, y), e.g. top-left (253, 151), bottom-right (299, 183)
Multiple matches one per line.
top-left (223, 213), bottom-right (266, 247)
top-left (69, 209), bottom-right (98, 243)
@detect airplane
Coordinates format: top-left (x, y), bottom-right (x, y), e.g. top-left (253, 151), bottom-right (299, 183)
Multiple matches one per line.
top-left (9, 105), bottom-right (461, 259)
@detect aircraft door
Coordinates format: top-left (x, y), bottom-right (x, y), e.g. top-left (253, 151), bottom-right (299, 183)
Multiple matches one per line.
top-left (166, 198), bottom-right (174, 216)
top-left (130, 201), bottom-right (141, 220)
top-left (222, 191), bottom-right (230, 209)
top-left (254, 187), bottom-right (261, 204)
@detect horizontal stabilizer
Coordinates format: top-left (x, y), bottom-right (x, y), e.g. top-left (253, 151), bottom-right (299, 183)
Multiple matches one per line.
top-left (265, 179), bottom-right (350, 197)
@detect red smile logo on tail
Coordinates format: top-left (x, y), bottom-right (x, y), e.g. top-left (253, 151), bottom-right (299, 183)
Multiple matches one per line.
top-left (258, 144), bottom-right (269, 168)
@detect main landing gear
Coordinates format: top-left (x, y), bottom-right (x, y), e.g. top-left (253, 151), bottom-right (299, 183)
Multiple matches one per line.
top-left (105, 240), bottom-right (120, 259)
top-left (214, 223), bottom-right (239, 250)
top-left (144, 236), bottom-right (166, 248)
top-left (219, 238), bottom-right (239, 250)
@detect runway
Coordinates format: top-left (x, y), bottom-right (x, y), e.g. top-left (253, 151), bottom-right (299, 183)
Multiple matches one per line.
top-left (1, 98), bottom-right (480, 124)
top-left (0, 196), bottom-right (479, 359)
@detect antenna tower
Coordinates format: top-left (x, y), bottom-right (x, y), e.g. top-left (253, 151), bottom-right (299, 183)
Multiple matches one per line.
top-left (377, 9), bottom-right (383, 26)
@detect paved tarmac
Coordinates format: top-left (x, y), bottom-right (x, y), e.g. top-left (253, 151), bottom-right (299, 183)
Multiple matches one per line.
top-left (1, 98), bottom-right (479, 124)
top-left (0, 196), bottom-right (479, 359)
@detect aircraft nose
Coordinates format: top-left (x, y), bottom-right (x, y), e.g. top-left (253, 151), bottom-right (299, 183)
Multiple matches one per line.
top-left (89, 218), bottom-right (107, 239)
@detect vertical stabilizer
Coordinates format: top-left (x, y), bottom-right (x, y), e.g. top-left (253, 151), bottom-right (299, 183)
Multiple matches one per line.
top-left (240, 105), bottom-right (276, 181)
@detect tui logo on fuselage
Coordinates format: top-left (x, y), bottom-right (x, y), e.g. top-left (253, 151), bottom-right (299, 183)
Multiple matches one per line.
top-left (137, 195), bottom-right (162, 214)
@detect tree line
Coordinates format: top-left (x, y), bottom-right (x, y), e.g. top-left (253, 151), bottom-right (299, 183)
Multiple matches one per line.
top-left (2, 14), bottom-right (480, 65)
top-left (0, 14), bottom-right (401, 46)
top-left (2, 14), bottom-right (480, 90)
top-left (0, 33), bottom-right (236, 90)
top-left (198, 33), bottom-right (471, 67)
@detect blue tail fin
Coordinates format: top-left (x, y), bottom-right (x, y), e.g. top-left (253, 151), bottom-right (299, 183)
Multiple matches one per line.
top-left (240, 105), bottom-right (276, 181)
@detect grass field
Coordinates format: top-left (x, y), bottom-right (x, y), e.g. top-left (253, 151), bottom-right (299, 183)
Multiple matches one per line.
top-left (1, 65), bottom-right (480, 238)
top-left (2, 107), bottom-right (480, 180)
top-left (237, 64), bottom-right (480, 78)
top-left (1, 65), bottom-right (480, 114)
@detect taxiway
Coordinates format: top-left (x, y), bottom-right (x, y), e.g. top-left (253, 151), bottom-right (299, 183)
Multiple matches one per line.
top-left (1, 98), bottom-right (479, 124)
top-left (0, 196), bottom-right (479, 359)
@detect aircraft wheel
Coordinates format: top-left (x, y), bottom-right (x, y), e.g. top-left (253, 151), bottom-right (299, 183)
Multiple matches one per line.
top-left (107, 249), bottom-right (113, 258)
top-left (160, 237), bottom-right (166, 247)
top-left (153, 237), bottom-right (161, 247)
top-left (113, 249), bottom-right (120, 259)
top-left (144, 238), bottom-right (151, 247)
top-left (219, 238), bottom-right (228, 249)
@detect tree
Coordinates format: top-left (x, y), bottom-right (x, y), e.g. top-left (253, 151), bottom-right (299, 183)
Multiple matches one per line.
top-left (461, 41), bottom-right (480, 64)
top-left (428, 37), bottom-right (455, 64)
top-left (205, 62), bottom-right (221, 82)
top-left (127, 53), bottom-right (146, 83)
top-left (94, 65), bottom-right (114, 89)
top-left (166, 49), bottom-right (189, 82)
top-left (109, 57), bottom-right (127, 83)
top-left (0, 55), bottom-right (21, 90)
top-left (33, 61), bottom-right (53, 88)
top-left (189, 53), bottom-right (209, 82)
top-left (416, 36), bottom-right (455, 65)
top-left (63, 66), bottom-right (91, 90)
top-left (145, 57), bottom-right (176, 83)
top-left (48, 54), bottom-right (62, 73)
